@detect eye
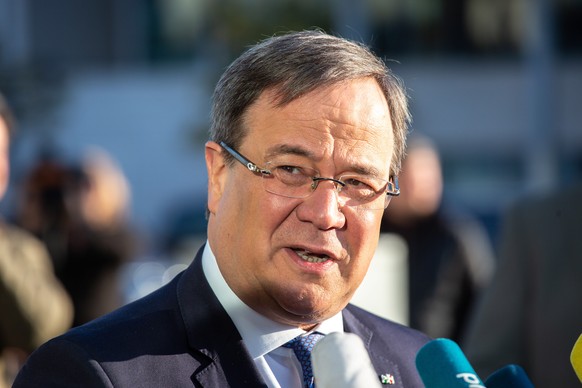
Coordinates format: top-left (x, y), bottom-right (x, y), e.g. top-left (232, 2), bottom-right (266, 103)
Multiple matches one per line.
top-left (276, 165), bottom-right (305, 175)
top-left (343, 177), bottom-right (374, 190)
top-left (271, 164), bottom-right (314, 187)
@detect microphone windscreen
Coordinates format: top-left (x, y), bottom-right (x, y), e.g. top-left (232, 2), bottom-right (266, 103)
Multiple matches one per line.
top-left (311, 332), bottom-right (381, 388)
top-left (415, 338), bottom-right (485, 388)
top-left (571, 333), bottom-right (582, 383)
top-left (485, 364), bottom-right (534, 388)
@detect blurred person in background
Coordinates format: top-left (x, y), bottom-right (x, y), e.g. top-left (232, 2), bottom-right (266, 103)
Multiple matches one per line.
top-left (63, 148), bottom-right (137, 326)
top-left (15, 147), bottom-right (137, 326)
top-left (464, 182), bottom-right (582, 387)
top-left (0, 93), bottom-right (73, 388)
top-left (380, 133), bottom-right (496, 342)
top-left (16, 152), bottom-right (72, 274)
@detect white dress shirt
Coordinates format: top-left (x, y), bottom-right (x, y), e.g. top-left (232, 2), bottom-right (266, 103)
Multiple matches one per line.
top-left (202, 243), bottom-right (344, 388)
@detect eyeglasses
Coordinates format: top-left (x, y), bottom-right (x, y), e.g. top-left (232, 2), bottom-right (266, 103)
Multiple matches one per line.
top-left (220, 142), bottom-right (399, 210)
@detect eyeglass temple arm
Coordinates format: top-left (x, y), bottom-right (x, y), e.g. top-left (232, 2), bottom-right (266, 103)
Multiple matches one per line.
top-left (219, 141), bottom-right (271, 175)
top-left (388, 176), bottom-right (400, 196)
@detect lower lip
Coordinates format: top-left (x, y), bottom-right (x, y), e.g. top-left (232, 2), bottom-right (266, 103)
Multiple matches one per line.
top-left (285, 248), bottom-right (336, 273)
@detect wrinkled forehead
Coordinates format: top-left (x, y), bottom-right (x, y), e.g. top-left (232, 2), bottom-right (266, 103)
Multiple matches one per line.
top-left (244, 79), bottom-right (391, 129)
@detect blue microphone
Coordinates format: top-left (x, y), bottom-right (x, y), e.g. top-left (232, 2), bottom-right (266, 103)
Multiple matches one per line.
top-left (485, 364), bottom-right (534, 388)
top-left (415, 338), bottom-right (486, 388)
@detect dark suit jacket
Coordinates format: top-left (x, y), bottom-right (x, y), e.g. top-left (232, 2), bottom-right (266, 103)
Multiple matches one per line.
top-left (14, 246), bottom-right (430, 387)
top-left (464, 183), bottom-right (582, 387)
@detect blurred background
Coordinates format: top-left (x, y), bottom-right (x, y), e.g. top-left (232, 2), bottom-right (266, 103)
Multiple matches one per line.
top-left (0, 0), bottom-right (580, 300)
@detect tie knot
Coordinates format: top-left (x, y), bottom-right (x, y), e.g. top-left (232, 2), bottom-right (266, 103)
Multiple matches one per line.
top-left (283, 332), bottom-right (325, 354)
top-left (283, 333), bottom-right (325, 388)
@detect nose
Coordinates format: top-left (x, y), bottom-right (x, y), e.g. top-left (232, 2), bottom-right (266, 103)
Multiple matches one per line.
top-left (296, 179), bottom-right (346, 230)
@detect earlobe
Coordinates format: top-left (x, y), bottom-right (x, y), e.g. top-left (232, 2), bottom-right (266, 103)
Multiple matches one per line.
top-left (205, 141), bottom-right (227, 214)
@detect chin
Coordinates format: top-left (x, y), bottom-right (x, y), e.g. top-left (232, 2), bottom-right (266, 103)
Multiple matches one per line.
top-left (278, 294), bottom-right (343, 324)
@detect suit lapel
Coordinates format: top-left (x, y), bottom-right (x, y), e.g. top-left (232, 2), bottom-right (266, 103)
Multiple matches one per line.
top-left (176, 246), bottom-right (267, 387)
top-left (343, 307), bottom-right (404, 387)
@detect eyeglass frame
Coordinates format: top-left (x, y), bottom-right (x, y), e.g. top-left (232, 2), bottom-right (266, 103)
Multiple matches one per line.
top-left (219, 141), bottom-right (400, 209)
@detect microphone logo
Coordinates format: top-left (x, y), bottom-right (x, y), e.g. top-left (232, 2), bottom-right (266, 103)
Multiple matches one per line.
top-left (456, 373), bottom-right (486, 387)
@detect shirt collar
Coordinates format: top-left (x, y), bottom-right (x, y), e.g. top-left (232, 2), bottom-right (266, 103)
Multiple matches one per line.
top-left (202, 242), bottom-right (344, 359)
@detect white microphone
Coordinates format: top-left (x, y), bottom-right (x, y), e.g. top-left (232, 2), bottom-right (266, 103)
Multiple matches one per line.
top-left (311, 332), bottom-right (381, 388)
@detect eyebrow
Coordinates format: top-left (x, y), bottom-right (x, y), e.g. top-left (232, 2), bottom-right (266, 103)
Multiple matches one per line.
top-left (264, 144), bottom-right (315, 160)
top-left (350, 164), bottom-right (385, 178)
top-left (264, 144), bottom-right (387, 178)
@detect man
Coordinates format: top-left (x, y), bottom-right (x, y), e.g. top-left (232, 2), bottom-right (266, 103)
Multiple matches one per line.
top-left (14, 30), bottom-right (429, 387)
top-left (0, 94), bottom-right (73, 388)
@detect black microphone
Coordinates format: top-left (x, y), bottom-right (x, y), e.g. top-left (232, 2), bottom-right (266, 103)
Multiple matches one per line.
top-left (311, 332), bottom-right (381, 388)
top-left (415, 338), bottom-right (486, 388)
top-left (485, 364), bottom-right (534, 388)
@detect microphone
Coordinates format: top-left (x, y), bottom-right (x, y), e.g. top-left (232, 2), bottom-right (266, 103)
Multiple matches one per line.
top-left (415, 338), bottom-right (485, 388)
top-left (311, 332), bottom-right (381, 388)
top-left (571, 333), bottom-right (582, 383)
top-left (485, 364), bottom-right (534, 388)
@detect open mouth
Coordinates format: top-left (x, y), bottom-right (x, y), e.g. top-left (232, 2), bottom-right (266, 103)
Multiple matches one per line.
top-left (293, 249), bottom-right (331, 264)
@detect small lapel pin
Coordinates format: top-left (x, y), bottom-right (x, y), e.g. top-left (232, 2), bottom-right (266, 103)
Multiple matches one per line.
top-left (379, 373), bottom-right (395, 385)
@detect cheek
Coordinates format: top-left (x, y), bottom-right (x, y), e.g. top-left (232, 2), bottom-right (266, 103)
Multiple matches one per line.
top-left (344, 211), bottom-right (383, 275)
top-left (349, 209), bottom-right (382, 243)
top-left (226, 177), bottom-right (294, 249)
top-left (253, 195), bottom-right (299, 246)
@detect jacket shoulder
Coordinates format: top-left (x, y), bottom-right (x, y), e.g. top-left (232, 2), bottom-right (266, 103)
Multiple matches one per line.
top-left (345, 303), bottom-right (430, 343)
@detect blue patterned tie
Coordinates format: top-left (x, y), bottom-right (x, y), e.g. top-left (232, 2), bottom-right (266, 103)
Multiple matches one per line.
top-left (283, 332), bottom-right (325, 388)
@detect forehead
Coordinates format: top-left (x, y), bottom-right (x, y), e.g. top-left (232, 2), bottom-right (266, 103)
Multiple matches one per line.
top-left (242, 78), bottom-right (394, 169)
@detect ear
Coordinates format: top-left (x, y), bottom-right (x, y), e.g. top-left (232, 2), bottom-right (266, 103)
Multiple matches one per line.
top-left (205, 141), bottom-right (228, 215)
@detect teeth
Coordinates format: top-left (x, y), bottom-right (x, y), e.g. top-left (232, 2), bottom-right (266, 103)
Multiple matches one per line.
top-left (295, 250), bottom-right (329, 263)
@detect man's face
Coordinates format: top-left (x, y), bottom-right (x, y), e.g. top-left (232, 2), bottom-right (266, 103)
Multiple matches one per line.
top-left (0, 118), bottom-right (9, 201)
top-left (206, 77), bottom-right (395, 329)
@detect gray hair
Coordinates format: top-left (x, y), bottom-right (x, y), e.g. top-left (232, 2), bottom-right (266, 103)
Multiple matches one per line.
top-left (210, 30), bottom-right (411, 176)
